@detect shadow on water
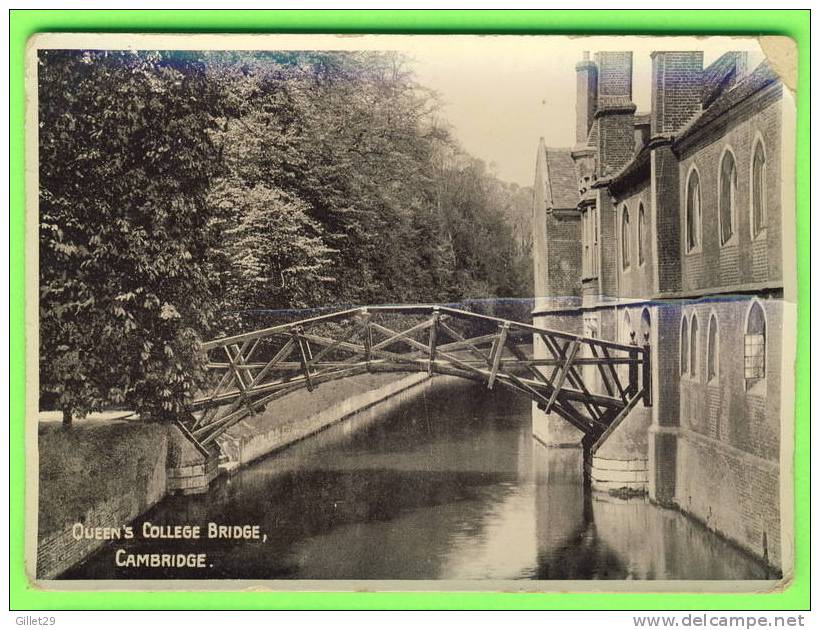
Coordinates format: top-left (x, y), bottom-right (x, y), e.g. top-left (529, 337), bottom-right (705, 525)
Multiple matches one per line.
top-left (62, 379), bottom-right (773, 581)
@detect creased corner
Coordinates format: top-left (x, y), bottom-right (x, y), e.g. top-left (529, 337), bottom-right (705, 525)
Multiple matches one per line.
top-left (759, 36), bottom-right (798, 94)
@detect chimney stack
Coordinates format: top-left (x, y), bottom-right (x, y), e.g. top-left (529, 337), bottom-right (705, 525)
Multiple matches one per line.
top-left (595, 51), bottom-right (634, 108)
top-left (575, 51), bottom-right (598, 144)
top-left (650, 51), bottom-right (704, 135)
top-left (593, 51), bottom-right (636, 176)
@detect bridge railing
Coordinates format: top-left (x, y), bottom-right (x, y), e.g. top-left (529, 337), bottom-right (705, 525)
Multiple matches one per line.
top-left (185, 305), bottom-right (650, 450)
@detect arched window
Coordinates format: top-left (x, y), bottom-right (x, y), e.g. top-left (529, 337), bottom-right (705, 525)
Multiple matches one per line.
top-left (621, 205), bottom-right (631, 269)
top-left (745, 302), bottom-right (767, 386)
top-left (719, 150), bottom-right (737, 245)
top-left (680, 316), bottom-right (689, 376)
top-left (638, 203), bottom-right (646, 266)
top-left (640, 308), bottom-right (651, 343)
top-left (707, 314), bottom-right (719, 382)
top-left (623, 310), bottom-right (633, 343)
top-left (689, 314), bottom-right (699, 379)
top-left (686, 168), bottom-right (701, 252)
top-left (752, 139), bottom-right (767, 238)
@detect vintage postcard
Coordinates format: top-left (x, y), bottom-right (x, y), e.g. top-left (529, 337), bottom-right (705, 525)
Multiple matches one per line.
top-left (25, 33), bottom-right (797, 592)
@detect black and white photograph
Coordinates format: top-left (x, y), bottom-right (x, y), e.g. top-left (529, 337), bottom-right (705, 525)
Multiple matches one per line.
top-left (26, 34), bottom-right (796, 589)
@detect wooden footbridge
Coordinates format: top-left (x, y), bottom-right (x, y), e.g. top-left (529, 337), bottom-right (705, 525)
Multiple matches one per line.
top-left (183, 305), bottom-right (651, 453)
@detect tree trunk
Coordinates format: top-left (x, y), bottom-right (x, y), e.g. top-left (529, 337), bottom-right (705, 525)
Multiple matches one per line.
top-left (62, 407), bottom-right (72, 427)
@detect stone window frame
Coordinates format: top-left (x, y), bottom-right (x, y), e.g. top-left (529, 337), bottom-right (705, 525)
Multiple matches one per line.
top-left (622, 309), bottom-right (633, 343)
top-left (637, 202), bottom-right (647, 267)
top-left (591, 205), bottom-right (599, 278)
top-left (689, 311), bottom-right (700, 382)
top-left (749, 132), bottom-right (768, 241)
top-left (640, 307), bottom-right (651, 346)
top-left (744, 299), bottom-right (768, 393)
top-left (581, 206), bottom-right (599, 280)
top-left (680, 313), bottom-right (689, 378)
top-left (621, 203), bottom-right (631, 270)
top-left (582, 209), bottom-right (590, 278)
top-left (583, 314), bottom-right (599, 339)
top-left (706, 311), bottom-right (720, 384)
top-left (718, 145), bottom-right (739, 248)
top-left (684, 164), bottom-right (703, 255)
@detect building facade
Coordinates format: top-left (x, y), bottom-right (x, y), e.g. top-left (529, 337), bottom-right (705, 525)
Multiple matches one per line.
top-left (531, 50), bottom-right (793, 571)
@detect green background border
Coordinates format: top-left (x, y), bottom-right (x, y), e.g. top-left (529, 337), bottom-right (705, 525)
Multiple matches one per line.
top-left (9, 9), bottom-right (810, 610)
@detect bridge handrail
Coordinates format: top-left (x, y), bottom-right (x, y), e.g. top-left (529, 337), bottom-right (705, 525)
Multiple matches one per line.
top-left (200, 304), bottom-right (643, 354)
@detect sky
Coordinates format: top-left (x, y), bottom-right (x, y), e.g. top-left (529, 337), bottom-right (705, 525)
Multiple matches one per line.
top-left (405, 36), bottom-right (764, 186)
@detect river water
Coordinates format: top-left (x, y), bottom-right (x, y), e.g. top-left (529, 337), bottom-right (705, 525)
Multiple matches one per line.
top-left (63, 379), bottom-right (771, 581)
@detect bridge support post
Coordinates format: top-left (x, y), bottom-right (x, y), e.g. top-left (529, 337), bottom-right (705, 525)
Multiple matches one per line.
top-left (581, 432), bottom-right (596, 490)
top-left (167, 421), bottom-right (219, 495)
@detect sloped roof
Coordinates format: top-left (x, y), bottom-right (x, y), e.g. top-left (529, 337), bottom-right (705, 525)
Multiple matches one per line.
top-left (586, 119), bottom-right (600, 147)
top-left (674, 61), bottom-right (780, 148)
top-left (543, 147), bottom-right (580, 210)
top-left (702, 51), bottom-right (747, 108)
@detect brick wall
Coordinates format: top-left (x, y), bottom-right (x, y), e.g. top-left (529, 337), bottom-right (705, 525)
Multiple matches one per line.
top-left (678, 90), bottom-right (783, 293)
top-left (546, 211), bottom-right (582, 300)
top-left (678, 296), bottom-right (781, 459)
top-left (597, 111), bottom-right (637, 176)
top-left (651, 52), bottom-right (704, 135)
top-left (652, 145), bottom-right (683, 294)
top-left (674, 295), bottom-right (783, 568)
top-left (652, 302), bottom-right (683, 429)
top-left (596, 191), bottom-right (619, 301)
top-left (36, 423), bottom-right (168, 579)
top-left (613, 182), bottom-right (654, 299)
top-left (595, 51), bottom-right (633, 106)
top-left (37, 492), bottom-right (161, 581)
top-left (594, 51), bottom-right (636, 176)
top-left (676, 433), bottom-right (781, 568)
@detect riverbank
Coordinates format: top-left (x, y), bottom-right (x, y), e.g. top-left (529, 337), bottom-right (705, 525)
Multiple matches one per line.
top-left (36, 371), bottom-right (430, 579)
top-left (37, 420), bottom-right (168, 579)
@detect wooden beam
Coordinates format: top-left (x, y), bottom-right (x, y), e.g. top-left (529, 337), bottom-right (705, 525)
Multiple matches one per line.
top-left (544, 339), bottom-right (579, 413)
top-left (437, 322), bottom-right (494, 363)
top-left (428, 310), bottom-right (439, 375)
top-left (601, 345), bottom-right (628, 403)
top-left (487, 323), bottom-right (509, 390)
top-left (370, 319), bottom-right (434, 352)
top-left (224, 344), bottom-right (257, 418)
top-left (295, 333), bottom-right (314, 392)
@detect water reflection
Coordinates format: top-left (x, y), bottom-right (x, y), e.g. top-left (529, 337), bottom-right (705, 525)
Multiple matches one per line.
top-left (63, 379), bottom-right (770, 580)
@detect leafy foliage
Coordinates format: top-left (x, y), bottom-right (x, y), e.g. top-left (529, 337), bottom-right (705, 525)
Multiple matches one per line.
top-left (39, 50), bottom-right (223, 420)
top-left (38, 49), bottom-right (533, 421)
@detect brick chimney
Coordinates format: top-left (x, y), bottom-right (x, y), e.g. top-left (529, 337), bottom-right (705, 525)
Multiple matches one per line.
top-left (575, 51), bottom-right (598, 144)
top-left (593, 51), bottom-right (636, 176)
top-left (595, 51), bottom-right (634, 107)
top-left (650, 51), bottom-right (704, 135)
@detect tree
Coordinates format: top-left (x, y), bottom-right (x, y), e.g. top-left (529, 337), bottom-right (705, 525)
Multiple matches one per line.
top-left (38, 49), bottom-right (535, 421)
top-left (39, 50), bottom-right (224, 421)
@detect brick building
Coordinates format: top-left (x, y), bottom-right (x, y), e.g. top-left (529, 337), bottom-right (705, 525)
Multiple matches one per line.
top-left (531, 50), bottom-right (793, 571)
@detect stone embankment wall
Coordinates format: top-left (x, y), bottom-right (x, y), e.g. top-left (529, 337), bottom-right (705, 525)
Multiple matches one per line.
top-left (218, 373), bottom-right (428, 468)
top-left (36, 422), bottom-right (168, 580)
